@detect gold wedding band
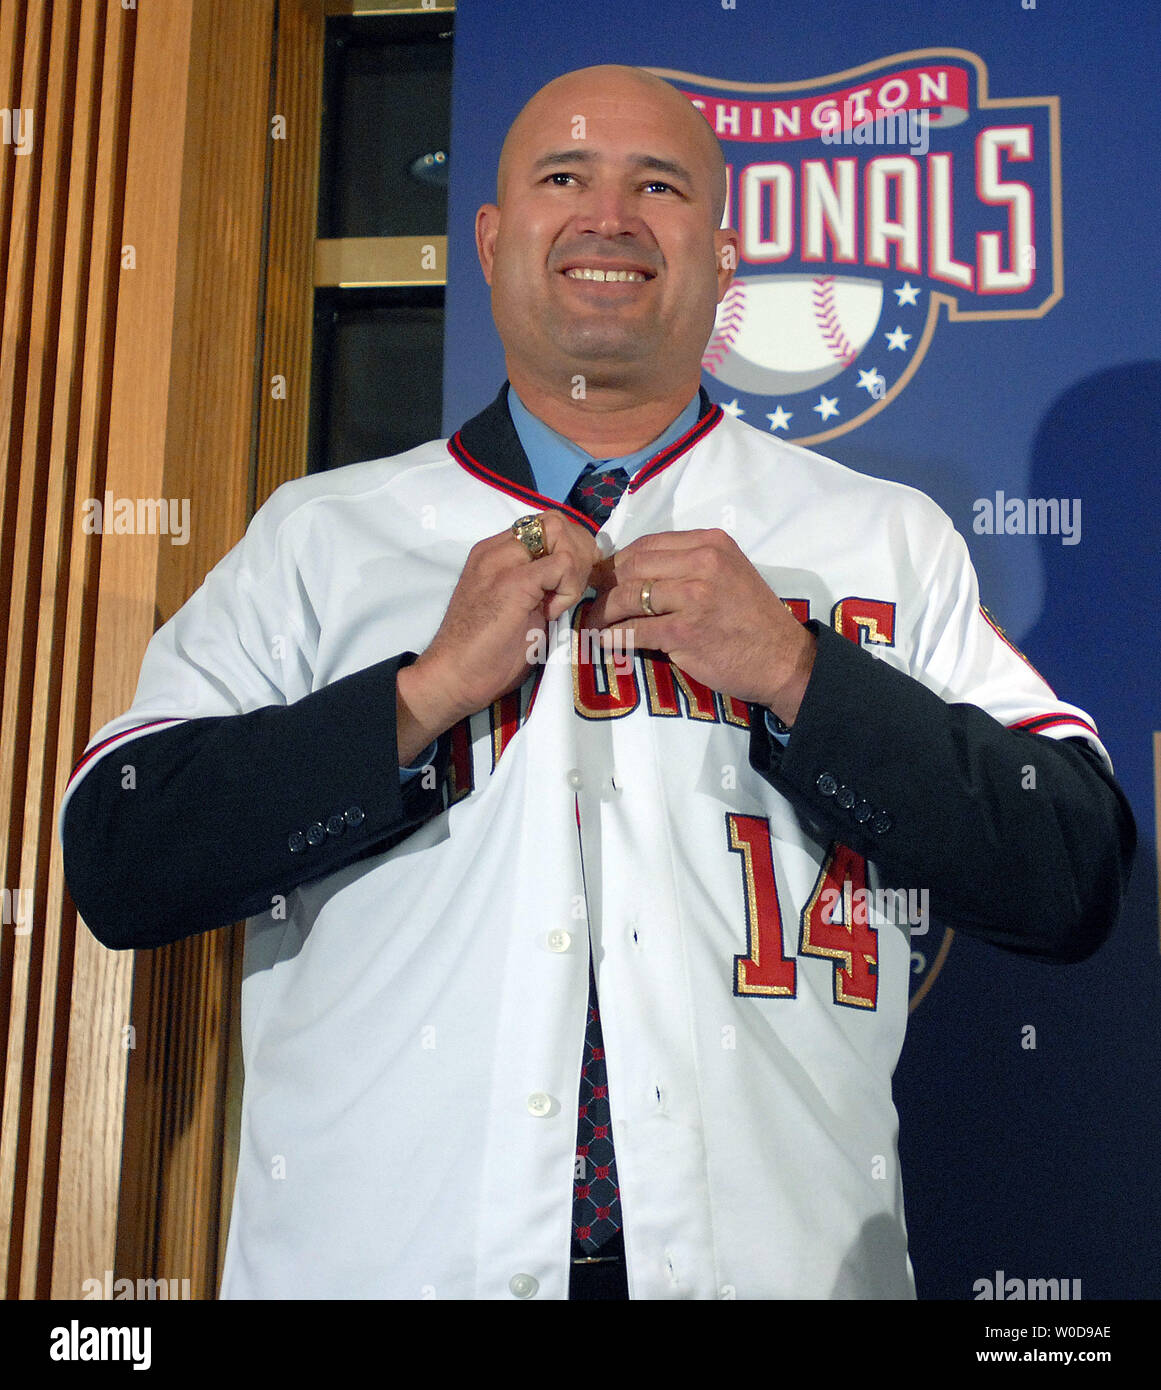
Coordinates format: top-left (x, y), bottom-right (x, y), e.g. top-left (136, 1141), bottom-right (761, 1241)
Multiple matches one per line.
top-left (640, 580), bottom-right (657, 617)
top-left (512, 514), bottom-right (547, 559)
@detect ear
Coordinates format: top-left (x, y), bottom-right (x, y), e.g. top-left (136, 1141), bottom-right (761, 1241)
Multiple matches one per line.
top-left (713, 226), bottom-right (740, 301)
top-left (476, 204), bottom-right (500, 285)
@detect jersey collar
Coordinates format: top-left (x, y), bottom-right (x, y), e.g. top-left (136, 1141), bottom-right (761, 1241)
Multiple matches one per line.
top-left (448, 383), bottom-right (724, 533)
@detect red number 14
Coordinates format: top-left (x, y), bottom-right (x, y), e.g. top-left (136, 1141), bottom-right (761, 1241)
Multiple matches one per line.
top-left (727, 814), bottom-right (877, 1010)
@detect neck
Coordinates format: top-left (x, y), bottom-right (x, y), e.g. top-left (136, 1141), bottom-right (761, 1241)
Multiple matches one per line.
top-left (507, 367), bottom-right (699, 458)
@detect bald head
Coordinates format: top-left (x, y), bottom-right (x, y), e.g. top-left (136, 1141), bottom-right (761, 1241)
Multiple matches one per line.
top-left (497, 65), bottom-right (728, 229)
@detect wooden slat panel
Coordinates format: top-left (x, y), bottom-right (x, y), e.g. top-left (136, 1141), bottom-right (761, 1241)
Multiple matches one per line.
top-left (48, 0), bottom-right (177, 1299)
top-left (0, 0), bottom-right (70, 1299)
top-left (254, 0), bottom-right (326, 511)
top-left (17, 0), bottom-right (112, 1300)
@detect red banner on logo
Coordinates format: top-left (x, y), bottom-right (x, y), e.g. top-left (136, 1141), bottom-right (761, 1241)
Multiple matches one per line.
top-left (681, 64), bottom-right (970, 142)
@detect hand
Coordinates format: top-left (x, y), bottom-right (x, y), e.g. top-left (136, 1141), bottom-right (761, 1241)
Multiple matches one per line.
top-left (396, 512), bottom-right (601, 764)
top-left (586, 529), bottom-right (816, 725)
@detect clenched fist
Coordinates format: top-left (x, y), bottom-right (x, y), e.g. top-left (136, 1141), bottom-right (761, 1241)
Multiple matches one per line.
top-left (586, 528), bottom-right (816, 725)
top-left (396, 512), bottom-right (601, 764)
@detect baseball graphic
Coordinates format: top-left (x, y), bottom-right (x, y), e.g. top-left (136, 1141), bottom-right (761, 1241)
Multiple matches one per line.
top-left (703, 274), bottom-right (885, 396)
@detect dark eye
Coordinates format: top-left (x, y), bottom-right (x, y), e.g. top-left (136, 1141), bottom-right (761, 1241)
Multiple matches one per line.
top-left (546, 171), bottom-right (578, 186)
top-left (644, 181), bottom-right (675, 194)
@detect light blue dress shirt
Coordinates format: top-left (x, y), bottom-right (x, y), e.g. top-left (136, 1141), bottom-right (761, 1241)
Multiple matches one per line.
top-left (506, 385), bottom-right (701, 503)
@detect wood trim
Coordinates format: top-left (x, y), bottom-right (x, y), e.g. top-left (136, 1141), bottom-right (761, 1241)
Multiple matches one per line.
top-left (315, 234), bottom-right (448, 287)
top-left (325, 0), bottom-right (456, 14)
top-left (255, 0), bottom-right (327, 511)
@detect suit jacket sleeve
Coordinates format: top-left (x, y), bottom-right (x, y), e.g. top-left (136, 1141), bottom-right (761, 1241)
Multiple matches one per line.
top-left (61, 654), bottom-right (451, 950)
top-left (748, 618), bottom-right (1136, 963)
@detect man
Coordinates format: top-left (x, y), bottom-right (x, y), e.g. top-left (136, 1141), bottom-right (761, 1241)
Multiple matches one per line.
top-left (61, 65), bottom-right (1134, 1300)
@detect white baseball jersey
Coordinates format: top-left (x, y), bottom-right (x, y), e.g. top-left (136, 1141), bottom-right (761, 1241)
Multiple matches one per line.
top-left (61, 403), bottom-right (1108, 1299)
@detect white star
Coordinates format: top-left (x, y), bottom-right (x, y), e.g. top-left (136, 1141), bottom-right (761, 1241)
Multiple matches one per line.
top-left (719, 398), bottom-right (745, 418)
top-left (813, 395), bottom-right (840, 421)
top-left (856, 368), bottom-right (887, 399)
top-left (884, 325), bottom-right (912, 351)
top-left (894, 281), bottom-right (921, 307)
top-left (765, 405), bottom-right (793, 431)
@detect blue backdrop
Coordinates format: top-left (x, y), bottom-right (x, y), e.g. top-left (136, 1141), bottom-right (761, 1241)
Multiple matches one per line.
top-left (442, 0), bottom-right (1160, 1299)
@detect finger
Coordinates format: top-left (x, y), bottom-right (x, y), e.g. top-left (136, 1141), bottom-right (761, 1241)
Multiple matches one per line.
top-left (590, 578), bottom-right (679, 628)
top-left (526, 551), bottom-right (595, 618)
top-left (597, 618), bottom-right (668, 655)
top-left (606, 548), bottom-right (706, 586)
top-left (612, 528), bottom-right (737, 563)
top-left (540, 510), bottom-right (602, 559)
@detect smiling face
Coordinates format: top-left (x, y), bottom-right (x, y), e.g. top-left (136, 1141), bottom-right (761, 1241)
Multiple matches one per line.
top-left (476, 66), bottom-right (736, 406)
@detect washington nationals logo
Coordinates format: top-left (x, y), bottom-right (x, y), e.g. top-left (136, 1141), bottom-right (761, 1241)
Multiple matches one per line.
top-left (652, 50), bottom-right (1062, 445)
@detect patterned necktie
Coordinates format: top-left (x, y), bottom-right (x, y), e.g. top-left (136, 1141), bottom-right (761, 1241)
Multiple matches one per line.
top-left (566, 460), bottom-right (629, 1253)
top-left (565, 463), bottom-right (630, 528)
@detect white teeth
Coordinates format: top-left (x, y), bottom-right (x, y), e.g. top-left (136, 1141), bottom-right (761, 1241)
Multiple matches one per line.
top-left (565, 267), bottom-right (647, 282)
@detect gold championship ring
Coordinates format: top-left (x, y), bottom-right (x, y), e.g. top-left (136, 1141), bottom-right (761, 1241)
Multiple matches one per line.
top-left (512, 513), bottom-right (548, 559)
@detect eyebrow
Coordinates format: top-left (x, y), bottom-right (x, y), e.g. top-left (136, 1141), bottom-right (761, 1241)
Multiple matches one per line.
top-left (529, 150), bottom-right (696, 185)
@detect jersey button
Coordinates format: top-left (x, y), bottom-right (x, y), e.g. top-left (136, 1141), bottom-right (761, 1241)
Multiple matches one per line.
top-left (526, 1091), bottom-right (554, 1117)
top-left (566, 768), bottom-right (584, 791)
top-left (816, 773), bottom-right (838, 797)
top-left (546, 930), bottom-right (572, 953)
top-left (508, 1274), bottom-right (538, 1298)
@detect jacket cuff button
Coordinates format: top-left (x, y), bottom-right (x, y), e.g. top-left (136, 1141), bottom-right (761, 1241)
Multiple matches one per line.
top-left (288, 829), bottom-right (307, 853)
top-left (306, 822), bottom-right (326, 846)
top-left (816, 772), bottom-right (838, 797)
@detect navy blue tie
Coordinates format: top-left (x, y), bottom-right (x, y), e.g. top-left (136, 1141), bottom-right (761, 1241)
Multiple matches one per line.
top-left (565, 463), bottom-right (630, 528)
top-left (565, 461), bottom-right (630, 1253)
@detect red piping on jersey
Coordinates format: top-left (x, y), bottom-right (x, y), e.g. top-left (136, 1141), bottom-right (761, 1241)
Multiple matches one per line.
top-left (1007, 712), bottom-right (1100, 740)
top-left (446, 440), bottom-right (599, 532)
top-left (978, 604), bottom-right (1056, 691)
top-left (627, 404), bottom-right (724, 489)
top-left (66, 719), bottom-right (183, 788)
top-left (448, 403), bottom-right (725, 533)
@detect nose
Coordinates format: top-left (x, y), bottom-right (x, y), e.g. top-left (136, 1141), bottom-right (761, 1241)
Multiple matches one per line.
top-left (574, 179), bottom-right (643, 239)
